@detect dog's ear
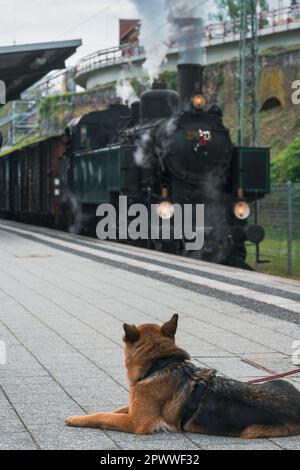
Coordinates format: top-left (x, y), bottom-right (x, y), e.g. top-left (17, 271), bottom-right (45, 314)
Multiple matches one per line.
top-left (161, 314), bottom-right (179, 338)
top-left (123, 324), bottom-right (139, 343)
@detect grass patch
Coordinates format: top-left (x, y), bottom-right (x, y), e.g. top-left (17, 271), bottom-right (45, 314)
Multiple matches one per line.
top-left (247, 230), bottom-right (300, 280)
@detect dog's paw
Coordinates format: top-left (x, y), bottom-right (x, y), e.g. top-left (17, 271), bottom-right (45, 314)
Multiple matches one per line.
top-left (241, 425), bottom-right (264, 439)
top-left (65, 416), bottom-right (84, 427)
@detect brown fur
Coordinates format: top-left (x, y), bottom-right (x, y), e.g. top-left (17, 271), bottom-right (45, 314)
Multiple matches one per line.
top-left (65, 315), bottom-right (300, 438)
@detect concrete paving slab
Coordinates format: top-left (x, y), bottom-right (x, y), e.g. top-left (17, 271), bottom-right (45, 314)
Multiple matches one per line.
top-left (0, 221), bottom-right (299, 450)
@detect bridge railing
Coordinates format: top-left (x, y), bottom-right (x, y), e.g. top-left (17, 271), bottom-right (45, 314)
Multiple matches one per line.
top-left (75, 43), bottom-right (145, 78)
top-left (75, 6), bottom-right (300, 79)
top-left (206, 5), bottom-right (300, 44)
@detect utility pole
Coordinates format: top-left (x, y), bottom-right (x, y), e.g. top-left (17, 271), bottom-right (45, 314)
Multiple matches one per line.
top-left (278, 0), bottom-right (283, 22)
top-left (237, 0), bottom-right (260, 147)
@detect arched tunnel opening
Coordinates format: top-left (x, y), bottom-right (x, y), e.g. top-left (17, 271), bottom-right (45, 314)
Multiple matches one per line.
top-left (260, 97), bottom-right (283, 112)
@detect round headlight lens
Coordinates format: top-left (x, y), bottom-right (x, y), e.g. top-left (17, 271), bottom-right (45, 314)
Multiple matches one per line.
top-left (156, 201), bottom-right (175, 220)
top-left (234, 201), bottom-right (251, 220)
top-left (192, 94), bottom-right (206, 110)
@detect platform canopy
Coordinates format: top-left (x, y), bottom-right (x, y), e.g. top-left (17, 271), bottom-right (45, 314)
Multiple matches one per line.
top-left (0, 39), bottom-right (82, 102)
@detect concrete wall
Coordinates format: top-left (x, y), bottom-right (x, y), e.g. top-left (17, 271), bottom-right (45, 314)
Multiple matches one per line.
top-left (202, 48), bottom-right (300, 114)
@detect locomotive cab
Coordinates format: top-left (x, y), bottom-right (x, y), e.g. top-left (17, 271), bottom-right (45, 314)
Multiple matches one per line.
top-left (69, 105), bottom-right (131, 153)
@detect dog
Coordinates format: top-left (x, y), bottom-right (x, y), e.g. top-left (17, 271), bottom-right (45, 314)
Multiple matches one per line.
top-left (66, 314), bottom-right (300, 438)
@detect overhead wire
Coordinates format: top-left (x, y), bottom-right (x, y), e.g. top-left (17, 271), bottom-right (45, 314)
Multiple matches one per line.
top-left (54, 0), bottom-right (123, 40)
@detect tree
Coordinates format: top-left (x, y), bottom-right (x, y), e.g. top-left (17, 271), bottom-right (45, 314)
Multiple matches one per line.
top-left (215, 0), bottom-right (269, 22)
top-left (272, 133), bottom-right (300, 183)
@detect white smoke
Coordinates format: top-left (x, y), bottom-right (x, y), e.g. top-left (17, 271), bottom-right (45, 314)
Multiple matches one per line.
top-left (154, 117), bottom-right (178, 171)
top-left (166, 0), bottom-right (207, 64)
top-left (134, 131), bottom-right (152, 167)
top-left (165, 117), bottom-right (178, 137)
top-left (116, 76), bottom-right (138, 105)
top-left (130, 0), bottom-right (171, 82)
top-left (129, 0), bottom-right (209, 81)
top-left (62, 191), bottom-right (86, 235)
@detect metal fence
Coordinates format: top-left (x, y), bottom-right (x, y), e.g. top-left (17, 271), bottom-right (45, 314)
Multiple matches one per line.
top-left (75, 5), bottom-right (300, 79)
top-left (0, 69), bottom-right (75, 149)
top-left (247, 183), bottom-right (300, 279)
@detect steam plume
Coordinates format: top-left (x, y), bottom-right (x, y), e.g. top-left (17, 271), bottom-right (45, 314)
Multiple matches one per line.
top-left (134, 131), bottom-right (152, 167)
top-left (116, 75), bottom-right (138, 105)
top-left (130, 0), bottom-right (170, 82)
top-left (166, 0), bottom-right (207, 64)
top-left (129, 0), bottom-right (209, 81)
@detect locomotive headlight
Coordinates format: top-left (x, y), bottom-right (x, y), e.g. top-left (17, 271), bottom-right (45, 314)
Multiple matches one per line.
top-left (233, 201), bottom-right (251, 220)
top-left (192, 94), bottom-right (206, 110)
top-left (157, 201), bottom-right (175, 220)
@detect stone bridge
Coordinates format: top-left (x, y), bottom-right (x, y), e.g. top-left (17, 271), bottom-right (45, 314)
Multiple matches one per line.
top-left (75, 6), bottom-right (300, 95)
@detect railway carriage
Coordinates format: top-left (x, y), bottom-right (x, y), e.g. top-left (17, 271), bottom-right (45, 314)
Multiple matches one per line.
top-left (0, 136), bottom-right (66, 226)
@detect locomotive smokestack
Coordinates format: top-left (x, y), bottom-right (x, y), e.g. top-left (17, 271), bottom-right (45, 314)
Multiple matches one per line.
top-left (178, 63), bottom-right (204, 112)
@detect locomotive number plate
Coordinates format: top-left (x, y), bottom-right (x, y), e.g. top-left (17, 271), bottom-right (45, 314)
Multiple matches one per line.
top-left (185, 130), bottom-right (200, 141)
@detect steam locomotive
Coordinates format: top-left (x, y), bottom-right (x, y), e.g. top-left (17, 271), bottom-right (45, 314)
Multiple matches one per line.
top-left (0, 63), bottom-right (270, 269)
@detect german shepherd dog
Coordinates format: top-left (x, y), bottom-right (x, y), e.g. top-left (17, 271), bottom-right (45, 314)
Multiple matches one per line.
top-left (66, 315), bottom-right (300, 438)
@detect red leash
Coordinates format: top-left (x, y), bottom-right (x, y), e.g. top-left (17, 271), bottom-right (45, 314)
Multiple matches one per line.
top-left (248, 368), bottom-right (300, 385)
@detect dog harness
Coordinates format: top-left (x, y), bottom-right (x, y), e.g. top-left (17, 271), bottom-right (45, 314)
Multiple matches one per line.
top-left (180, 379), bottom-right (211, 431)
top-left (142, 355), bottom-right (187, 379)
top-left (141, 355), bottom-right (215, 431)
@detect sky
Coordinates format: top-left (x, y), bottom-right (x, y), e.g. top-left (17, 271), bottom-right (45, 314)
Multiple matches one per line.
top-left (0, 0), bottom-right (138, 64)
top-left (0, 0), bottom-right (291, 66)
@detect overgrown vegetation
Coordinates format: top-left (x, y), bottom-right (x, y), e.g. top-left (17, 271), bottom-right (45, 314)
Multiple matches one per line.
top-left (160, 71), bottom-right (178, 91)
top-left (0, 134), bottom-right (40, 157)
top-left (39, 93), bottom-right (74, 117)
top-left (271, 132), bottom-right (300, 183)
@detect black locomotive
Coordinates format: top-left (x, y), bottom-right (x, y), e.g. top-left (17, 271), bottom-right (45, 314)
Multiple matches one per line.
top-left (0, 63), bottom-right (270, 269)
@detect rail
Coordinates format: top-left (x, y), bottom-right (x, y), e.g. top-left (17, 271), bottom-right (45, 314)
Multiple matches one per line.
top-left (75, 6), bottom-right (300, 79)
top-left (0, 70), bottom-right (70, 149)
top-left (22, 69), bottom-right (70, 100)
top-left (75, 43), bottom-right (145, 78)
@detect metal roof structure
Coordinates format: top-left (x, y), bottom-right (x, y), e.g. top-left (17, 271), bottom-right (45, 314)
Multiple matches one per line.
top-left (0, 39), bottom-right (82, 102)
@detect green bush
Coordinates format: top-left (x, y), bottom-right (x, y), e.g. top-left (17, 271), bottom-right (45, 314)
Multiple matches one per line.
top-left (161, 71), bottom-right (178, 91)
top-left (272, 133), bottom-right (300, 183)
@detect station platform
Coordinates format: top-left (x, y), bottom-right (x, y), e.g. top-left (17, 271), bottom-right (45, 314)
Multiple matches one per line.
top-left (0, 219), bottom-right (299, 450)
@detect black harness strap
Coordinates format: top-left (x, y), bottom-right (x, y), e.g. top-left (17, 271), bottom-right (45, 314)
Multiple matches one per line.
top-left (180, 380), bottom-right (210, 431)
top-left (142, 355), bottom-right (187, 381)
top-left (140, 355), bottom-right (215, 432)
